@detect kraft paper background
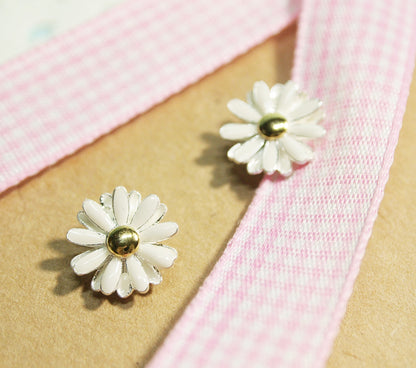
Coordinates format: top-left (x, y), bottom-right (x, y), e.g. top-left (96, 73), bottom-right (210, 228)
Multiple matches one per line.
top-left (1, 25), bottom-right (415, 367)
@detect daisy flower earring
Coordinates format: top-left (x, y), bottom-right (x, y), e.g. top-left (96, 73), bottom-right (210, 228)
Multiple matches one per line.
top-left (67, 186), bottom-right (178, 298)
top-left (220, 80), bottom-right (325, 176)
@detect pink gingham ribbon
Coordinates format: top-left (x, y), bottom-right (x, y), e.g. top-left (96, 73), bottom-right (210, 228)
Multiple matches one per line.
top-left (0, 0), bottom-right (415, 367)
top-left (0, 0), bottom-right (298, 192)
top-left (148, 0), bottom-right (416, 367)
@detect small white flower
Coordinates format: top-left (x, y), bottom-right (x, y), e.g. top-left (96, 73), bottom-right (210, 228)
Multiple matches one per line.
top-left (67, 186), bottom-right (178, 298)
top-left (220, 80), bottom-right (325, 176)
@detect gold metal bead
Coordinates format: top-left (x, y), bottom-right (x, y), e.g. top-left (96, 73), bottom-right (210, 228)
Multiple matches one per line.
top-left (258, 113), bottom-right (287, 140)
top-left (106, 226), bottom-right (139, 258)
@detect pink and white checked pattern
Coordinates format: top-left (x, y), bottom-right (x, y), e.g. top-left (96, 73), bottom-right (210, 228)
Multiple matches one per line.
top-left (148, 0), bottom-right (416, 367)
top-left (1, 0), bottom-right (415, 367)
top-left (0, 0), bottom-right (298, 192)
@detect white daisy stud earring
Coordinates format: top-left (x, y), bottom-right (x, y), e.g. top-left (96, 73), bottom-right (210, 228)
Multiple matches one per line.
top-left (220, 80), bottom-right (325, 176)
top-left (66, 186), bottom-right (178, 298)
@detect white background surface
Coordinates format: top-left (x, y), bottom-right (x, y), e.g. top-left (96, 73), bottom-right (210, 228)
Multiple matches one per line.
top-left (0, 0), bottom-right (125, 64)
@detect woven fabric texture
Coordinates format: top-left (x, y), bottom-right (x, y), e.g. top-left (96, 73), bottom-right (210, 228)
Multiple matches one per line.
top-left (148, 0), bottom-right (416, 367)
top-left (0, 0), bottom-right (298, 193)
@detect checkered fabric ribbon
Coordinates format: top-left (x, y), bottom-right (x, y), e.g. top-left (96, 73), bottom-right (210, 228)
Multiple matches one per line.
top-left (0, 0), bottom-right (298, 192)
top-left (1, 0), bottom-right (415, 367)
top-left (148, 0), bottom-right (416, 367)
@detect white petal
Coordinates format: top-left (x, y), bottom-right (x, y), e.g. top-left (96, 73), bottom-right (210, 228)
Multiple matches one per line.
top-left (287, 99), bottom-right (322, 121)
top-left (126, 256), bottom-right (149, 293)
top-left (91, 268), bottom-right (104, 292)
top-left (246, 90), bottom-right (254, 105)
top-left (140, 203), bottom-right (168, 231)
top-left (77, 211), bottom-right (103, 233)
top-left (280, 134), bottom-right (314, 163)
top-left (127, 191), bottom-right (141, 223)
top-left (275, 80), bottom-right (298, 114)
top-left (227, 99), bottom-right (262, 122)
top-left (219, 123), bottom-right (257, 140)
top-left (232, 135), bottom-right (265, 163)
top-left (139, 243), bottom-right (178, 269)
top-left (288, 123), bottom-right (326, 138)
top-left (276, 148), bottom-right (293, 176)
top-left (83, 199), bottom-right (115, 233)
top-left (247, 149), bottom-right (263, 175)
top-left (67, 228), bottom-right (106, 246)
top-left (71, 247), bottom-right (109, 275)
top-left (100, 257), bottom-right (122, 295)
top-left (283, 93), bottom-right (306, 118)
top-left (253, 81), bottom-right (273, 114)
top-left (270, 83), bottom-right (283, 100)
top-left (227, 143), bottom-right (241, 160)
top-left (300, 107), bottom-right (325, 124)
top-left (117, 272), bottom-right (133, 298)
top-left (112, 186), bottom-right (129, 225)
top-left (100, 193), bottom-right (112, 208)
top-left (262, 140), bottom-right (279, 174)
top-left (140, 222), bottom-right (178, 243)
top-left (130, 194), bottom-right (160, 230)
top-left (141, 261), bottom-right (162, 284)
top-left (100, 193), bottom-right (115, 220)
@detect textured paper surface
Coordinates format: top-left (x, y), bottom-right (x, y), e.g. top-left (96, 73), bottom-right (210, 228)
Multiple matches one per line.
top-left (1, 26), bottom-right (415, 367)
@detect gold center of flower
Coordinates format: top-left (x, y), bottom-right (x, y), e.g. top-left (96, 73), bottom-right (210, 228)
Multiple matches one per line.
top-left (106, 226), bottom-right (139, 258)
top-left (258, 113), bottom-right (287, 140)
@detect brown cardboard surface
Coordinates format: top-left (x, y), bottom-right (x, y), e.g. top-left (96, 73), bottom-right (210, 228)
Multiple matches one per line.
top-left (0, 24), bottom-right (415, 367)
